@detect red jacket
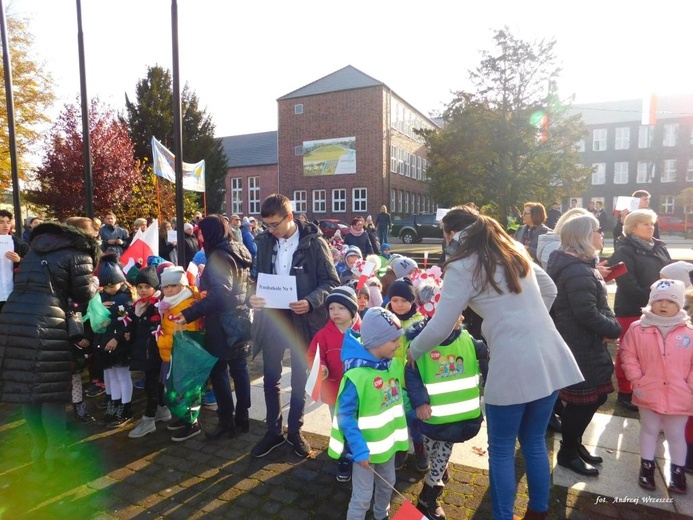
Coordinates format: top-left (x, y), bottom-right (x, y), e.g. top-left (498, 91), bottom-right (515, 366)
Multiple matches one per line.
top-left (306, 315), bottom-right (361, 406)
top-left (621, 320), bottom-right (693, 416)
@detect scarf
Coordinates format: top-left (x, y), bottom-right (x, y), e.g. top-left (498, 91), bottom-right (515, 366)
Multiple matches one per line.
top-left (629, 234), bottom-right (655, 251)
top-left (349, 226), bottom-right (365, 237)
top-left (134, 291), bottom-right (161, 317)
top-left (640, 307), bottom-right (688, 338)
top-left (160, 287), bottom-right (193, 314)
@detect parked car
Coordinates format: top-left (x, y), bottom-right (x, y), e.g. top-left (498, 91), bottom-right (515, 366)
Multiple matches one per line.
top-left (317, 218), bottom-right (349, 238)
top-left (391, 213), bottom-right (443, 244)
top-left (657, 215), bottom-right (693, 234)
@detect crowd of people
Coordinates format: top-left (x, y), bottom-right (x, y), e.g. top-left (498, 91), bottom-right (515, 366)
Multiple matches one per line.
top-left (0, 191), bottom-right (692, 520)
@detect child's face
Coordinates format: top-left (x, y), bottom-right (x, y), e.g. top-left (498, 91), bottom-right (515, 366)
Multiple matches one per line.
top-left (651, 299), bottom-right (679, 317)
top-left (369, 338), bottom-right (400, 360)
top-left (346, 255), bottom-right (358, 268)
top-left (382, 248), bottom-right (390, 256)
top-left (162, 284), bottom-right (184, 297)
top-left (329, 302), bottom-right (352, 327)
top-left (389, 296), bottom-right (413, 316)
top-left (103, 282), bottom-right (123, 295)
top-left (357, 293), bottom-right (369, 311)
top-left (136, 283), bottom-right (156, 299)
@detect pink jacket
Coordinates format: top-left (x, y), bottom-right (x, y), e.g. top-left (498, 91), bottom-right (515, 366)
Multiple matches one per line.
top-left (621, 320), bottom-right (693, 415)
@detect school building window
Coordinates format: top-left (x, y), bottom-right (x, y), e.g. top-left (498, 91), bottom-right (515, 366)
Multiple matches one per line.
top-left (390, 145), bottom-right (398, 173)
top-left (294, 104), bottom-right (303, 115)
top-left (638, 126), bottom-right (653, 148)
top-left (614, 127), bottom-right (630, 150)
top-left (293, 190), bottom-right (307, 212)
top-left (613, 162), bottom-right (629, 184)
top-left (663, 124), bottom-right (678, 146)
top-left (687, 159), bottom-right (693, 182)
top-left (391, 189), bottom-right (396, 213)
top-left (592, 129), bottom-right (607, 151)
top-left (313, 190), bottom-right (326, 213)
top-left (662, 159), bottom-right (677, 182)
top-left (248, 176), bottom-right (260, 214)
top-left (662, 196), bottom-right (675, 214)
top-left (332, 189), bottom-right (346, 213)
top-left (398, 190), bottom-right (403, 213)
top-left (637, 161), bottom-right (651, 183)
top-left (231, 178), bottom-right (243, 214)
top-left (591, 163), bottom-right (606, 185)
top-left (352, 188), bottom-right (367, 212)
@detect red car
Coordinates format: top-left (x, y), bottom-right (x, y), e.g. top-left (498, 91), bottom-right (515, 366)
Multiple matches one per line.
top-left (318, 219), bottom-right (349, 238)
top-left (657, 215), bottom-right (693, 233)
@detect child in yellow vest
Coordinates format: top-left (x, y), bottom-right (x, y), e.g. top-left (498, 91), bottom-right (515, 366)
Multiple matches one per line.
top-left (328, 307), bottom-right (410, 520)
top-left (156, 266), bottom-right (202, 442)
top-left (405, 315), bottom-right (484, 520)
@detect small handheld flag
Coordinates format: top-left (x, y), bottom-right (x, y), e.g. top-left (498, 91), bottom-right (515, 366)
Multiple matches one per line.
top-left (423, 251), bottom-right (428, 269)
top-left (305, 345), bottom-right (322, 403)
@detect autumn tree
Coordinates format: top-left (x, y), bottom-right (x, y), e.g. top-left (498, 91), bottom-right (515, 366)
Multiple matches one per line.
top-left (419, 28), bottom-right (590, 223)
top-left (124, 65), bottom-right (228, 214)
top-left (27, 99), bottom-right (144, 222)
top-left (0, 12), bottom-right (55, 186)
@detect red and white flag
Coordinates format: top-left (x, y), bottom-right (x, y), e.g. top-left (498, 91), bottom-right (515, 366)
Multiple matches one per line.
top-left (305, 345), bottom-right (322, 403)
top-left (353, 260), bottom-right (376, 291)
top-left (120, 220), bottom-right (159, 266)
top-left (393, 500), bottom-right (429, 520)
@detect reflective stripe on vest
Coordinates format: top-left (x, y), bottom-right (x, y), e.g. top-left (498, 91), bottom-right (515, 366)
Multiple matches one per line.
top-left (417, 332), bottom-right (481, 425)
top-left (328, 360), bottom-right (409, 463)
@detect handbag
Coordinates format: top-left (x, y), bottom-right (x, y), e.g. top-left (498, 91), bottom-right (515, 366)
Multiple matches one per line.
top-left (219, 305), bottom-right (253, 358)
top-left (40, 258), bottom-right (85, 342)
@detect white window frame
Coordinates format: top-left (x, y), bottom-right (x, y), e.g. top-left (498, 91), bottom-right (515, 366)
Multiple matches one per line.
top-left (592, 129), bottom-right (607, 151)
top-left (662, 196), bottom-right (675, 214)
top-left (405, 152), bottom-right (411, 177)
top-left (662, 159), bottom-right (677, 182)
top-left (404, 192), bottom-right (410, 214)
top-left (398, 149), bottom-right (405, 175)
top-left (576, 139), bottom-right (585, 152)
top-left (663, 124), bottom-right (679, 146)
top-left (294, 104), bottom-right (303, 115)
top-left (248, 176), bottom-right (260, 214)
top-left (390, 145), bottom-right (398, 173)
top-left (293, 190), bottom-right (307, 213)
top-left (637, 161), bottom-right (651, 183)
top-left (639, 126), bottom-right (653, 148)
top-left (417, 155), bottom-right (422, 180)
top-left (312, 189), bottom-right (326, 213)
top-left (591, 163), bottom-right (606, 185)
top-left (687, 159), bottom-right (693, 182)
top-left (614, 162), bottom-right (629, 184)
top-left (390, 189), bottom-right (396, 214)
top-left (352, 188), bottom-right (367, 212)
top-left (332, 189), bottom-right (346, 213)
top-left (614, 127), bottom-right (630, 150)
top-left (231, 177), bottom-right (243, 214)
top-left (397, 190), bottom-right (403, 213)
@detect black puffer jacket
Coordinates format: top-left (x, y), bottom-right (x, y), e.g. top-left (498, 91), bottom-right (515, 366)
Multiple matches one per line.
top-left (251, 220), bottom-right (339, 357)
top-left (182, 239), bottom-right (252, 360)
top-left (0, 223), bottom-right (99, 404)
top-left (126, 297), bottom-right (162, 372)
top-left (610, 234), bottom-right (671, 317)
top-left (547, 250), bottom-right (621, 390)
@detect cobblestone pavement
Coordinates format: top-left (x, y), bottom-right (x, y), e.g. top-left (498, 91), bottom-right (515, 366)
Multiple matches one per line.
top-left (0, 380), bottom-right (690, 520)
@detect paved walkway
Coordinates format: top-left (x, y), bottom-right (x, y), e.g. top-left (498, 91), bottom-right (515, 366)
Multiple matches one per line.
top-left (0, 368), bottom-right (691, 519)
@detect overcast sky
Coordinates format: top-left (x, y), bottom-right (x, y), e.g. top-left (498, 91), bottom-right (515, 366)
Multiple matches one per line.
top-left (9, 0), bottom-right (693, 141)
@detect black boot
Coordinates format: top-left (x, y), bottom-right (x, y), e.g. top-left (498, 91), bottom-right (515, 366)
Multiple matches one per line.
top-left (557, 441), bottom-right (599, 476)
top-left (547, 413), bottom-right (562, 433)
top-left (205, 420), bottom-right (235, 440)
top-left (617, 392), bottom-right (638, 411)
top-left (638, 458), bottom-right (656, 490)
top-left (577, 438), bottom-right (602, 464)
top-left (234, 414), bottom-right (250, 434)
top-left (685, 443), bottom-right (693, 475)
top-left (669, 464), bottom-right (687, 494)
top-left (416, 483), bottom-right (446, 520)
top-left (73, 401), bottom-right (95, 424)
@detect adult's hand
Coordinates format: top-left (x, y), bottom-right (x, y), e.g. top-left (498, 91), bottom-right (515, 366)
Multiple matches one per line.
top-left (5, 251), bottom-right (20, 262)
top-left (406, 348), bottom-right (417, 368)
top-left (289, 299), bottom-right (310, 315)
top-left (171, 312), bottom-right (187, 325)
top-left (249, 295), bottom-right (266, 311)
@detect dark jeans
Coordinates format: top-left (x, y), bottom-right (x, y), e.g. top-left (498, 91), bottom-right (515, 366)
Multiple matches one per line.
top-left (144, 367), bottom-right (164, 417)
top-left (210, 357), bottom-right (251, 425)
top-left (262, 331), bottom-right (308, 436)
top-left (23, 402), bottom-right (66, 453)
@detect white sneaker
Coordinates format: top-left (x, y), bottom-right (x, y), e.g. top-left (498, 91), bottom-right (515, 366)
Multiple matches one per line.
top-left (154, 405), bottom-right (172, 422)
top-left (128, 416), bottom-right (156, 438)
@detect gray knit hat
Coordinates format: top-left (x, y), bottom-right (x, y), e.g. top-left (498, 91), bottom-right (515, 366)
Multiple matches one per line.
top-left (391, 256), bottom-right (418, 279)
top-left (361, 307), bottom-right (403, 350)
top-left (160, 266), bottom-right (189, 287)
top-left (326, 286), bottom-right (358, 317)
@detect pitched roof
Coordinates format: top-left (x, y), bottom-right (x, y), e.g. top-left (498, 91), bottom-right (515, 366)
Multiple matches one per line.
top-left (278, 65), bottom-right (384, 101)
top-left (221, 131), bottom-right (277, 168)
top-left (569, 95), bottom-right (693, 125)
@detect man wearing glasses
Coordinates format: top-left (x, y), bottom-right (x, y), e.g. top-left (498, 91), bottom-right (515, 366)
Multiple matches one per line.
top-left (249, 194), bottom-right (339, 458)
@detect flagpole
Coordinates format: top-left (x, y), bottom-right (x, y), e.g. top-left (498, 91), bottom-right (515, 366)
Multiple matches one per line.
top-left (171, 0), bottom-right (185, 265)
top-left (155, 175), bottom-right (162, 223)
top-left (203, 191), bottom-right (207, 216)
top-left (76, 0), bottom-right (93, 218)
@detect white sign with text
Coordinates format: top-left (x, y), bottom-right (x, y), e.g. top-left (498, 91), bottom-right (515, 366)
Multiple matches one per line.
top-left (256, 273), bottom-right (298, 309)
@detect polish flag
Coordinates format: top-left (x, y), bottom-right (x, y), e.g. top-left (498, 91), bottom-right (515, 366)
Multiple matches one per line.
top-left (120, 220), bottom-right (159, 266)
top-left (305, 345), bottom-right (322, 403)
top-left (393, 501), bottom-right (429, 520)
top-left (353, 260), bottom-right (376, 291)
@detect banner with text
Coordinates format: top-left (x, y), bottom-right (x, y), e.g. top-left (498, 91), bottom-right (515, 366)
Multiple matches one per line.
top-left (151, 136), bottom-right (206, 192)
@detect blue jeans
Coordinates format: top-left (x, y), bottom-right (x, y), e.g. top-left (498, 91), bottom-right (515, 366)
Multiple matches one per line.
top-left (485, 391), bottom-right (558, 520)
top-left (377, 228), bottom-right (388, 246)
top-left (209, 357), bottom-right (251, 425)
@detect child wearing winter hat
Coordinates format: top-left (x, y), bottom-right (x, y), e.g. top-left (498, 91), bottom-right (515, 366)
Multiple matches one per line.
top-left (126, 266), bottom-right (172, 438)
top-left (381, 256), bottom-right (418, 301)
top-left (93, 253), bottom-right (135, 428)
top-left (338, 246), bottom-right (363, 283)
top-left (385, 278), bottom-right (427, 472)
top-left (328, 307), bottom-right (410, 520)
top-left (357, 285), bottom-right (370, 318)
top-left (156, 266), bottom-right (202, 442)
top-left (621, 279), bottom-right (693, 494)
top-left (307, 286), bottom-right (362, 483)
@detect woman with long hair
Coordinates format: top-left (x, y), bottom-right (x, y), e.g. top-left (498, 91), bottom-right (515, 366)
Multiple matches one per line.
top-left (546, 214), bottom-right (621, 477)
top-left (407, 205), bottom-right (582, 520)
